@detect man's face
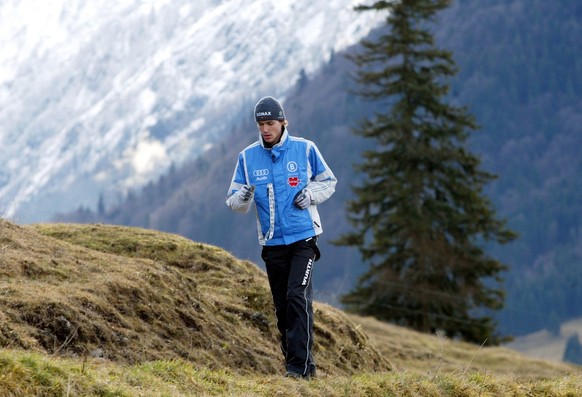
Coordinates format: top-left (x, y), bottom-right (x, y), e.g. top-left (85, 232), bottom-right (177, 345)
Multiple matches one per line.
top-left (257, 120), bottom-right (284, 145)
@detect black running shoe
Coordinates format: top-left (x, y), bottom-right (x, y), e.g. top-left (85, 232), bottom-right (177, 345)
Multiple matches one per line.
top-left (285, 371), bottom-right (303, 379)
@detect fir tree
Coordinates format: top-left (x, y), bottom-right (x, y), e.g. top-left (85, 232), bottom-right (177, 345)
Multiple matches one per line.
top-left (335, 0), bottom-right (517, 344)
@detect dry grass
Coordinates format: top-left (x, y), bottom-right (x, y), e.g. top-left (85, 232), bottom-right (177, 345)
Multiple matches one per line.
top-left (0, 348), bottom-right (580, 396)
top-left (1, 219), bottom-right (580, 396)
top-left (0, 220), bottom-right (387, 376)
top-left (348, 315), bottom-right (578, 381)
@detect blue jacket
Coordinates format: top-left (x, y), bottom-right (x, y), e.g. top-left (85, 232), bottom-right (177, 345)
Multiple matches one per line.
top-left (226, 129), bottom-right (337, 246)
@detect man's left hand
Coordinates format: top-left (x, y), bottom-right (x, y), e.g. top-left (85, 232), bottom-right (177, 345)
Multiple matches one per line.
top-left (294, 189), bottom-right (312, 210)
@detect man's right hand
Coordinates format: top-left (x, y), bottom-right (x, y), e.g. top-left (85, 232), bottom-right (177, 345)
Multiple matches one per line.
top-left (239, 185), bottom-right (255, 202)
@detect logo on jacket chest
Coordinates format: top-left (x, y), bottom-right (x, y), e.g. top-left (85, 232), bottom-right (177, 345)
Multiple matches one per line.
top-left (286, 162), bottom-right (300, 186)
top-left (288, 176), bottom-right (300, 187)
top-left (253, 168), bottom-right (270, 181)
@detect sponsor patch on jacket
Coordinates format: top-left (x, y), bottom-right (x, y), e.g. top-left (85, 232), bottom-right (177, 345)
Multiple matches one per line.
top-left (253, 168), bottom-right (269, 181)
top-left (288, 176), bottom-right (300, 187)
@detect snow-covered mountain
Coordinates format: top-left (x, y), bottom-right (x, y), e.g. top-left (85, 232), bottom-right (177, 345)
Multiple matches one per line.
top-left (0, 0), bottom-right (382, 222)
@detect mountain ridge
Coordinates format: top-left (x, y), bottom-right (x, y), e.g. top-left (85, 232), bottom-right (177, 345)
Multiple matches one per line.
top-left (0, 0), bottom-right (382, 221)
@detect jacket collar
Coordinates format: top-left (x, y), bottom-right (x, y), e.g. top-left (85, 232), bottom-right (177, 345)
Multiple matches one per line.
top-left (260, 127), bottom-right (289, 150)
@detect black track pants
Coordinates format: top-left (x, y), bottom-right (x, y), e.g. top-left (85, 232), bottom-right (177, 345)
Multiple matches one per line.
top-left (262, 237), bottom-right (319, 376)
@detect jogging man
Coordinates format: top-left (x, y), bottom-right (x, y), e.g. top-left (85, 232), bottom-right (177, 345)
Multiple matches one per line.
top-left (226, 96), bottom-right (337, 379)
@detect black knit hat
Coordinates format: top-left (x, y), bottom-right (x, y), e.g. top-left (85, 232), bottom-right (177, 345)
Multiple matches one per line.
top-left (254, 96), bottom-right (285, 121)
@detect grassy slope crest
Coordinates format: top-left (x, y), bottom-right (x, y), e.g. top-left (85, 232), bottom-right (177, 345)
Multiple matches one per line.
top-left (0, 219), bottom-right (387, 376)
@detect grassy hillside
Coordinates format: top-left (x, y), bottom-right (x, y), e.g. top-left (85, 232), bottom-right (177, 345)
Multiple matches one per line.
top-left (0, 219), bottom-right (386, 376)
top-left (352, 315), bottom-right (578, 381)
top-left (0, 219), bottom-right (580, 395)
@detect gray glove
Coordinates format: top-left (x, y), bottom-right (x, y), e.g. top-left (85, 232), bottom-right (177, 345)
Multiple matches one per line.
top-left (294, 188), bottom-right (312, 209)
top-left (239, 185), bottom-right (255, 202)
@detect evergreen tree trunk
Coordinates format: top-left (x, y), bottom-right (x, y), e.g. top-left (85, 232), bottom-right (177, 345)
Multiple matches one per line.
top-left (335, 0), bottom-right (517, 344)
